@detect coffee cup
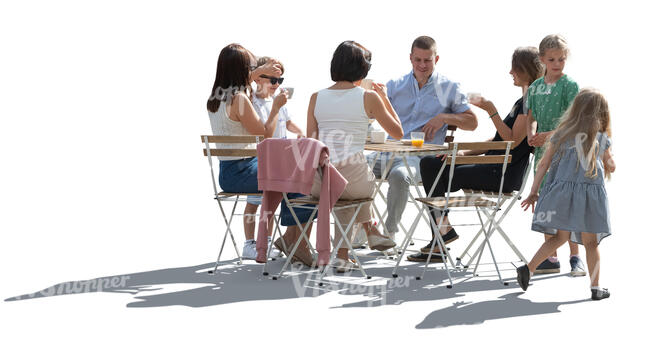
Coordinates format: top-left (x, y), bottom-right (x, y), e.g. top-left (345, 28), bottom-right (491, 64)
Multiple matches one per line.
top-left (370, 131), bottom-right (386, 143)
top-left (284, 87), bottom-right (294, 99)
top-left (360, 79), bottom-right (374, 90)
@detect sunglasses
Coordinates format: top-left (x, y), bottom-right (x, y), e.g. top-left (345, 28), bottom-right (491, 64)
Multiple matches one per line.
top-left (260, 75), bottom-right (284, 85)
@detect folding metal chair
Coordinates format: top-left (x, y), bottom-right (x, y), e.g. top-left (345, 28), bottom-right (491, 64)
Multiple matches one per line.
top-left (201, 134), bottom-right (264, 274)
top-left (455, 154), bottom-right (534, 276)
top-left (262, 179), bottom-right (373, 283)
top-left (366, 126), bottom-right (458, 254)
top-left (262, 193), bottom-right (318, 279)
top-left (272, 195), bottom-right (374, 285)
top-left (392, 141), bottom-right (514, 288)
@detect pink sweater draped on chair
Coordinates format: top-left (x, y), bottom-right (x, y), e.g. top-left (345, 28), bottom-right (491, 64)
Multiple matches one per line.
top-left (255, 138), bottom-right (347, 265)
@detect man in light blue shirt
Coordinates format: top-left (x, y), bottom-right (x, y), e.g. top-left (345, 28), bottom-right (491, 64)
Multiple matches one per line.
top-left (368, 36), bottom-right (477, 240)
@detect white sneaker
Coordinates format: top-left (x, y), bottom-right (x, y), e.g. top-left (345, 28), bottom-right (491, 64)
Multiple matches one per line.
top-left (267, 237), bottom-right (283, 258)
top-left (241, 239), bottom-right (257, 260)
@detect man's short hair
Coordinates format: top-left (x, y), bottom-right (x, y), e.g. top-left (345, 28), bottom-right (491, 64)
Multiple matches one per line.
top-left (411, 36), bottom-right (437, 55)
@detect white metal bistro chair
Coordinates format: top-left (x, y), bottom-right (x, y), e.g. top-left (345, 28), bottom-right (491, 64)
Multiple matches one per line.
top-left (266, 195), bottom-right (375, 285)
top-left (368, 125), bottom-right (459, 252)
top-left (201, 134), bottom-right (270, 274)
top-left (392, 141), bottom-right (514, 288)
top-left (261, 174), bottom-right (374, 283)
top-left (455, 154), bottom-right (534, 277)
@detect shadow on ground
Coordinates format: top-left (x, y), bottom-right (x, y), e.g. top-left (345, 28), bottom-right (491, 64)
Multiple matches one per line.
top-left (4, 256), bottom-right (587, 328)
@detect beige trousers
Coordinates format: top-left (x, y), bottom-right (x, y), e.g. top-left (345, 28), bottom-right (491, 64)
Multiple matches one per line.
top-left (311, 152), bottom-right (375, 249)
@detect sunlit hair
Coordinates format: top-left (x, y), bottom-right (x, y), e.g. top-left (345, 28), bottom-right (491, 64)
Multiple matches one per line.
top-left (512, 46), bottom-right (543, 86)
top-left (539, 34), bottom-right (570, 57)
top-left (206, 43), bottom-right (254, 113)
top-left (256, 56), bottom-right (284, 74)
top-left (549, 88), bottom-right (612, 179)
top-left (330, 41), bottom-right (372, 82)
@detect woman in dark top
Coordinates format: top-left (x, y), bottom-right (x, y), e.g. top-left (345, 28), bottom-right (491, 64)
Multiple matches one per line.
top-left (410, 47), bottom-right (543, 261)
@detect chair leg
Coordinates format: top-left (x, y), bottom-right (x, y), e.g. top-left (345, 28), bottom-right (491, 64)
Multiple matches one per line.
top-left (316, 203), bottom-right (367, 285)
top-left (273, 205), bottom-right (318, 280)
top-left (420, 208), bottom-right (455, 288)
top-left (456, 215), bottom-right (487, 268)
top-left (391, 198), bottom-right (430, 276)
top-left (211, 197), bottom-right (243, 273)
top-left (469, 208), bottom-right (502, 278)
top-left (479, 209), bottom-right (504, 284)
top-left (464, 209), bottom-right (488, 272)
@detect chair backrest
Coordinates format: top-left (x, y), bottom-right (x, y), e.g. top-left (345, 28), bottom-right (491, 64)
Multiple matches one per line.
top-left (445, 141), bottom-right (513, 165)
top-left (201, 135), bottom-right (263, 158)
top-left (443, 141), bottom-right (514, 205)
top-left (201, 135), bottom-right (264, 196)
top-left (445, 125), bottom-right (457, 143)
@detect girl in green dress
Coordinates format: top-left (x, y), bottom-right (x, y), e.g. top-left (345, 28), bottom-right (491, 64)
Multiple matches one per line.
top-left (526, 34), bottom-right (582, 276)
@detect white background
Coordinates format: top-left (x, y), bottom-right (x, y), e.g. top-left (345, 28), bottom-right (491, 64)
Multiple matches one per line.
top-left (1, 0), bottom-right (648, 342)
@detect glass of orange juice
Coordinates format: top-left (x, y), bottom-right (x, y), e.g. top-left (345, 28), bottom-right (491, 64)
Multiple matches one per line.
top-left (411, 132), bottom-right (425, 147)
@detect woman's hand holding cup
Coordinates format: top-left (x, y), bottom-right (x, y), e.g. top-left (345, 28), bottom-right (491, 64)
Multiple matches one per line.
top-left (372, 82), bottom-right (388, 99)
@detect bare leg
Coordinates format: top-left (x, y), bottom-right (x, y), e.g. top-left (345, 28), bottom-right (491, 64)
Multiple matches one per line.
top-left (543, 233), bottom-right (579, 258)
top-left (544, 233), bottom-right (558, 257)
top-left (569, 240), bottom-right (580, 256)
top-left (527, 230), bottom-right (571, 272)
top-left (581, 233), bottom-right (601, 287)
top-left (438, 215), bottom-right (451, 235)
top-left (243, 203), bottom-right (258, 241)
top-left (363, 221), bottom-right (387, 237)
top-left (287, 223), bottom-right (313, 251)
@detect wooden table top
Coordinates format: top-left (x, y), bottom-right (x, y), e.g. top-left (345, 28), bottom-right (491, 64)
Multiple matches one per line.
top-left (364, 140), bottom-right (450, 153)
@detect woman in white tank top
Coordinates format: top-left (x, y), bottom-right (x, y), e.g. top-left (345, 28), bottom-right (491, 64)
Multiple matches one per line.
top-left (305, 41), bottom-right (405, 272)
top-left (206, 44), bottom-right (314, 264)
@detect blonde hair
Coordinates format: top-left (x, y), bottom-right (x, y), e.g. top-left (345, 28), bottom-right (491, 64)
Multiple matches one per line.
top-left (539, 34), bottom-right (570, 57)
top-left (549, 88), bottom-right (612, 179)
top-left (256, 56), bottom-right (284, 74)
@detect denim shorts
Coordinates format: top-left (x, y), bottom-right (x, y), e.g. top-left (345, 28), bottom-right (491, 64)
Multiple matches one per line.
top-left (218, 158), bottom-right (315, 226)
top-left (219, 157), bottom-right (259, 193)
top-left (280, 193), bottom-right (317, 226)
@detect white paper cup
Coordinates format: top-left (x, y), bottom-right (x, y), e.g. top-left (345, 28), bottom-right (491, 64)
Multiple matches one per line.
top-left (284, 87), bottom-right (294, 99)
top-left (370, 131), bottom-right (386, 143)
top-left (467, 92), bottom-right (481, 103)
top-left (360, 79), bottom-right (374, 90)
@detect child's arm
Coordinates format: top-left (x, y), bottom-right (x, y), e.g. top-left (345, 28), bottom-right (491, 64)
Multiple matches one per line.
top-left (286, 120), bottom-right (305, 138)
top-left (603, 148), bottom-right (616, 173)
top-left (521, 142), bottom-right (557, 212)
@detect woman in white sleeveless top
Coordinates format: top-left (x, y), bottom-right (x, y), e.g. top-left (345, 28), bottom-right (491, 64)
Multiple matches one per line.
top-left (306, 41), bottom-right (404, 272)
top-left (207, 43), bottom-right (314, 263)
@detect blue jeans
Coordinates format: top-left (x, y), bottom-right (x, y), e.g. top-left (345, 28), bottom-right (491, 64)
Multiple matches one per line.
top-left (218, 158), bottom-right (315, 226)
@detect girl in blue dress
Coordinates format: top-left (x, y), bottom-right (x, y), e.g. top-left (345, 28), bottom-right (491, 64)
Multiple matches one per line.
top-left (516, 88), bottom-right (616, 300)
